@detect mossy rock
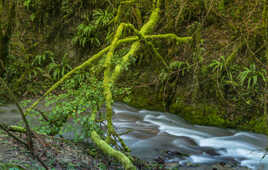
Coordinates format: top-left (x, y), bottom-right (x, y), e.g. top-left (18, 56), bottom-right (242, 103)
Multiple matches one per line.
top-left (241, 116), bottom-right (268, 135)
top-left (124, 87), bottom-right (164, 112)
top-left (169, 101), bottom-right (227, 127)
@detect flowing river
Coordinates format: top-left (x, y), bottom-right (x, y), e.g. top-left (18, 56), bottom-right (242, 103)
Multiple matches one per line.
top-left (112, 103), bottom-right (268, 170)
top-left (1, 102), bottom-right (268, 169)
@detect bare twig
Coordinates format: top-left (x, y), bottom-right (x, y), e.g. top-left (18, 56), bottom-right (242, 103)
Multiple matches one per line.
top-left (0, 77), bottom-right (33, 152)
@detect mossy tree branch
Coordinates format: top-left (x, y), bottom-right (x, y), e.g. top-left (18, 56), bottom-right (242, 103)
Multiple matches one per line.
top-left (23, 0), bottom-right (192, 169)
top-left (88, 100), bottom-right (136, 169)
top-left (103, 23), bottom-right (125, 145)
top-left (103, 0), bottom-right (163, 153)
top-left (25, 34), bottom-right (191, 116)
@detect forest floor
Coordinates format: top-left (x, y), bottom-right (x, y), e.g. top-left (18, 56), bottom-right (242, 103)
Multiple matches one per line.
top-left (0, 131), bottom-right (250, 170)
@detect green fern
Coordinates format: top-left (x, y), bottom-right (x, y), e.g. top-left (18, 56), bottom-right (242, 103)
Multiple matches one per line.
top-left (47, 54), bottom-right (72, 81)
top-left (208, 56), bottom-right (226, 73)
top-left (72, 9), bottom-right (113, 48)
top-left (238, 64), bottom-right (266, 89)
top-left (32, 50), bottom-right (54, 66)
top-left (72, 23), bottom-right (100, 47)
top-left (169, 61), bottom-right (190, 76)
top-left (93, 9), bottom-right (113, 26)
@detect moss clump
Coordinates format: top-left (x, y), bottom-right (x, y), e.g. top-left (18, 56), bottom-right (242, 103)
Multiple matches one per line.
top-left (241, 116), bottom-right (268, 135)
top-left (126, 88), bottom-right (164, 111)
top-left (169, 101), bottom-right (227, 127)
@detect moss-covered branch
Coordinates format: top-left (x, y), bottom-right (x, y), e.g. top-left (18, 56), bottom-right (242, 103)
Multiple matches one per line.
top-left (102, 0), bottom-right (163, 167)
top-left (103, 0), bottom-right (169, 155)
top-left (25, 34), bottom-right (190, 116)
top-left (90, 131), bottom-right (135, 170)
top-left (125, 23), bottom-right (168, 68)
top-left (89, 104), bottom-right (136, 170)
top-left (111, 2), bottom-right (161, 83)
top-left (25, 45), bottom-right (110, 115)
top-left (23, 0), bottom-right (192, 169)
top-left (103, 23), bottom-right (125, 143)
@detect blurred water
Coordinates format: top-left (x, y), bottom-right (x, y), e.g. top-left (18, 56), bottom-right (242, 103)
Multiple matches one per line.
top-left (112, 102), bottom-right (268, 170)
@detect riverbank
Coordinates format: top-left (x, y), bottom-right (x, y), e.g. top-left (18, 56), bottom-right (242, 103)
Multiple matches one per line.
top-left (0, 132), bottom-right (250, 170)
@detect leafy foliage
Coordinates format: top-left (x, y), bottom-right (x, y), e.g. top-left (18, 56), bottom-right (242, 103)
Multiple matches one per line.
top-left (93, 9), bottom-right (113, 27)
top-left (47, 54), bottom-right (72, 81)
top-left (169, 61), bottom-right (191, 76)
top-left (72, 9), bottom-right (113, 48)
top-left (36, 67), bottom-right (131, 141)
top-left (32, 50), bottom-right (55, 67)
top-left (1, 49), bottom-right (72, 96)
top-left (209, 56), bottom-right (226, 73)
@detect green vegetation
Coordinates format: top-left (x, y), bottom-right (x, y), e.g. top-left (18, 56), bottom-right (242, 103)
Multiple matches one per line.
top-left (0, 0), bottom-right (268, 169)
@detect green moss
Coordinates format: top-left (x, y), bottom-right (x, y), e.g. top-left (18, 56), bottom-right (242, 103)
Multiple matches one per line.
top-left (240, 116), bottom-right (268, 135)
top-left (169, 101), bottom-right (227, 127)
top-left (126, 88), bottom-right (164, 111)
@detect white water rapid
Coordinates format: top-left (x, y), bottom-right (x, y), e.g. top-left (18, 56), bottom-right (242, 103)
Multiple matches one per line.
top-left (112, 103), bottom-right (268, 170)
